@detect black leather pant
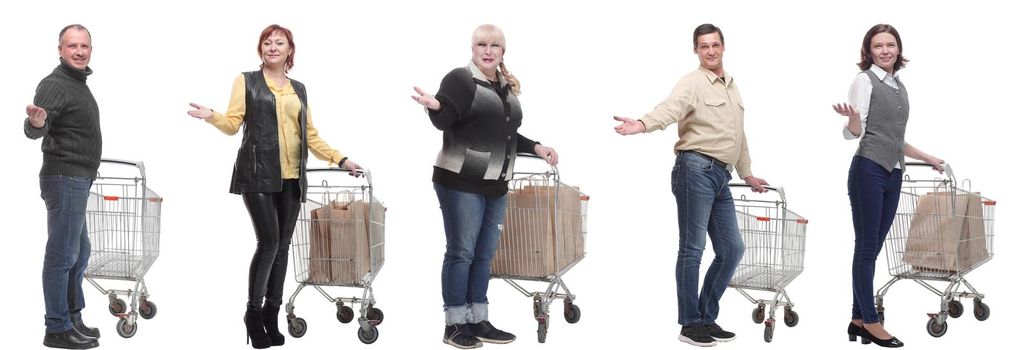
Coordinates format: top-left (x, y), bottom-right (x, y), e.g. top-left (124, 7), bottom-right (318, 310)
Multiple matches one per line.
top-left (242, 179), bottom-right (301, 309)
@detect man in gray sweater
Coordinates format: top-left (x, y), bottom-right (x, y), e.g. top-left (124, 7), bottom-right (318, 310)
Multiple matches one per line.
top-left (24, 24), bottom-right (102, 350)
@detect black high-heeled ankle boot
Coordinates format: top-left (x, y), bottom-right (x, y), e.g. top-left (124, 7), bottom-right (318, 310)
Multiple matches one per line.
top-left (262, 304), bottom-right (285, 346)
top-left (245, 306), bottom-right (272, 349)
top-left (859, 325), bottom-right (904, 348)
top-left (847, 322), bottom-right (870, 344)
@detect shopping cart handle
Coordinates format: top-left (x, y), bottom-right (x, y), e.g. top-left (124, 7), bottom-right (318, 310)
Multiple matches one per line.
top-left (100, 158), bottom-right (145, 178)
top-left (306, 168), bottom-right (372, 185)
top-left (904, 161), bottom-right (953, 180)
top-left (728, 183), bottom-right (786, 203)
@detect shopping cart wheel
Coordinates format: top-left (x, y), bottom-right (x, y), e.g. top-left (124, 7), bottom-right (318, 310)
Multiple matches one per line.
top-left (763, 319), bottom-right (775, 343)
top-left (564, 304), bottom-right (581, 324)
top-left (973, 300), bottom-right (990, 321)
top-left (367, 306), bottom-right (384, 325)
top-left (116, 318), bottom-right (137, 338)
top-left (926, 317), bottom-right (947, 337)
top-left (537, 316), bottom-right (549, 343)
top-left (877, 307), bottom-right (885, 325)
top-left (109, 298), bottom-right (127, 315)
top-left (337, 306), bottom-right (355, 324)
top-left (357, 325), bottom-right (379, 344)
top-left (532, 296), bottom-right (543, 318)
top-left (288, 317), bottom-right (307, 338)
top-left (751, 305), bottom-right (766, 324)
top-left (946, 300), bottom-right (963, 318)
top-left (139, 300), bottom-right (157, 320)
top-left (783, 309), bottom-right (799, 327)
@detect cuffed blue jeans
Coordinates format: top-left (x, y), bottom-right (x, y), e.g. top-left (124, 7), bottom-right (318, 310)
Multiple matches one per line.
top-left (434, 183), bottom-right (507, 325)
top-left (848, 156), bottom-right (902, 323)
top-left (40, 175), bottom-right (93, 333)
top-left (672, 152), bottom-right (744, 326)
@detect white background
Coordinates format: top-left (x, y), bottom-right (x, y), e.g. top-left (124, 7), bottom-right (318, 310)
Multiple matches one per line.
top-left (2, 0), bottom-right (1017, 349)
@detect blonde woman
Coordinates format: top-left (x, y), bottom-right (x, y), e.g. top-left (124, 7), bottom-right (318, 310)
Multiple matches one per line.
top-left (412, 24), bottom-right (558, 349)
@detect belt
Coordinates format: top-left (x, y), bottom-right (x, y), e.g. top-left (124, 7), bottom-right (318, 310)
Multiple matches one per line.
top-left (679, 150), bottom-right (730, 170)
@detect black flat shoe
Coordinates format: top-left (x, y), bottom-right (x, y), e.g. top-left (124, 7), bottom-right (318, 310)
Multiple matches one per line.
top-left (43, 329), bottom-right (99, 349)
top-left (847, 322), bottom-right (869, 344)
top-left (859, 326), bottom-right (904, 348)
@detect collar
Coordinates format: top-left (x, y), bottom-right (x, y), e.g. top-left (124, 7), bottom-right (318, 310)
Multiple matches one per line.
top-left (468, 60), bottom-right (507, 87)
top-left (869, 64), bottom-right (898, 81)
top-left (698, 65), bottom-right (730, 86)
top-left (57, 58), bottom-right (92, 82)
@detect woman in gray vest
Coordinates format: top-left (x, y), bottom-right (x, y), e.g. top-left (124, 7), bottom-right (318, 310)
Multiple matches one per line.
top-left (187, 24), bottom-right (362, 349)
top-left (832, 24), bottom-right (943, 348)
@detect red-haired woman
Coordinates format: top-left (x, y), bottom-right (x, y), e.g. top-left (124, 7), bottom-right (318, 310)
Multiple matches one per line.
top-left (188, 24), bottom-right (362, 349)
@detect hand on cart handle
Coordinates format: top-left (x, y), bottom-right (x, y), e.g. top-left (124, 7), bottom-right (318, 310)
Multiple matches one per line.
top-left (340, 159), bottom-right (364, 177)
top-left (534, 144), bottom-right (558, 166)
top-left (26, 104), bottom-right (48, 128)
top-left (410, 86), bottom-right (441, 111)
top-left (187, 102), bottom-right (214, 120)
top-left (927, 158), bottom-right (946, 174)
top-left (612, 116), bottom-right (646, 135)
top-left (743, 175), bottom-right (770, 193)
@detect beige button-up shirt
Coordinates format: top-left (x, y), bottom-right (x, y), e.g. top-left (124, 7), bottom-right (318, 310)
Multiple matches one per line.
top-left (638, 66), bottom-right (753, 179)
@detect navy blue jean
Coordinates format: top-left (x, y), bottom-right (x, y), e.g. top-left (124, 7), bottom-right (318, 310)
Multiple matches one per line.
top-left (847, 156), bottom-right (902, 323)
top-left (672, 152), bottom-right (744, 326)
top-left (434, 183), bottom-right (507, 325)
top-left (40, 175), bottom-right (93, 333)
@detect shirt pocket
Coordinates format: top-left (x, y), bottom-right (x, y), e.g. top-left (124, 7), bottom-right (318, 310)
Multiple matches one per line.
top-left (704, 98), bottom-right (727, 107)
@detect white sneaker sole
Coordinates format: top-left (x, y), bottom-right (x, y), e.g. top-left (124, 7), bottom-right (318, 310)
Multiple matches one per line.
top-left (477, 336), bottom-right (515, 344)
top-left (712, 335), bottom-right (736, 342)
top-left (443, 338), bottom-right (482, 349)
top-left (678, 334), bottom-right (717, 347)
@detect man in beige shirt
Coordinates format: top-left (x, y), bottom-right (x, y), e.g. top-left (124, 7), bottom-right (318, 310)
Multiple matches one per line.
top-left (614, 23), bottom-right (768, 347)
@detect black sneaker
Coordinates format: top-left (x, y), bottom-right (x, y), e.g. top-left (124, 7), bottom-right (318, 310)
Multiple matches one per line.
top-left (678, 325), bottom-right (717, 347)
top-left (705, 323), bottom-right (736, 342)
top-left (72, 320), bottom-right (101, 339)
top-left (469, 320), bottom-right (516, 344)
top-left (444, 324), bottom-right (482, 349)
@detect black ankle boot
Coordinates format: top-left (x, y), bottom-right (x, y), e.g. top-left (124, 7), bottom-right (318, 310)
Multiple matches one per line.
top-left (262, 304), bottom-right (285, 346)
top-left (245, 307), bottom-right (271, 349)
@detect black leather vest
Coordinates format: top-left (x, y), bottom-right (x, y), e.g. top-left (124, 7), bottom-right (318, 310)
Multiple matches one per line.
top-left (229, 70), bottom-right (310, 201)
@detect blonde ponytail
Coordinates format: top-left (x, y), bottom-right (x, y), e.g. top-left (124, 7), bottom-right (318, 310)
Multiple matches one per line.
top-left (498, 62), bottom-right (521, 95)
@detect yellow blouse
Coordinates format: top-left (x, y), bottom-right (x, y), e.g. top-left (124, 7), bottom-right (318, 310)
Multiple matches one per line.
top-left (206, 73), bottom-right (344, 179)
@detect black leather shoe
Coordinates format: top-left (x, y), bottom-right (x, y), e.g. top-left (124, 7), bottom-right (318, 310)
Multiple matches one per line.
top-left (859, 325), bottom-right (904, 348)
top-left (847, 322), bottom-right (868, 343)
top-left (43, 329), bottom-right (99, 349)
top-left (73, 320), bottom-right (101, 339)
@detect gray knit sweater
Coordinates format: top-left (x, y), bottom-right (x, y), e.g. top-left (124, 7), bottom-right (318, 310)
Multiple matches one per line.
top-left (24, 59), bottom-right (102, 178)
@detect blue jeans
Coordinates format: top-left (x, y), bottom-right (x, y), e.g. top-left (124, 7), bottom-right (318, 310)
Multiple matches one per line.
top-left (434, 183), bottom-right (507, 325)
top-left (848, 156), bottom-right (902, 323)
top-left (39, 175), bottom-right (94, 333)
top-left (672, 152), bottom-right (744, 326)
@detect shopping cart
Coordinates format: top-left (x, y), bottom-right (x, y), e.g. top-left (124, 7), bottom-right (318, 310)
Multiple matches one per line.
top-left (492, 154), bottom-right (589, 343)
top-left (876, 162), bottom-right (995, 338)
top-left (85, 159), bottom-right (163, 338)
top-left (727, 184), bottom-right (807, 343)
top-left (286, 168), bottom-right (385, 344)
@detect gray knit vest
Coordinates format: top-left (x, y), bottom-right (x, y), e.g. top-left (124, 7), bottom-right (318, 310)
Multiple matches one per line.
top-left (856, 70), bottom-right (908, 172)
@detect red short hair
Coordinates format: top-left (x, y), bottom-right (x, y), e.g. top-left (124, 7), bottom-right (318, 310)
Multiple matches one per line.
top-left (258, 24), bottom-right (295, 72)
